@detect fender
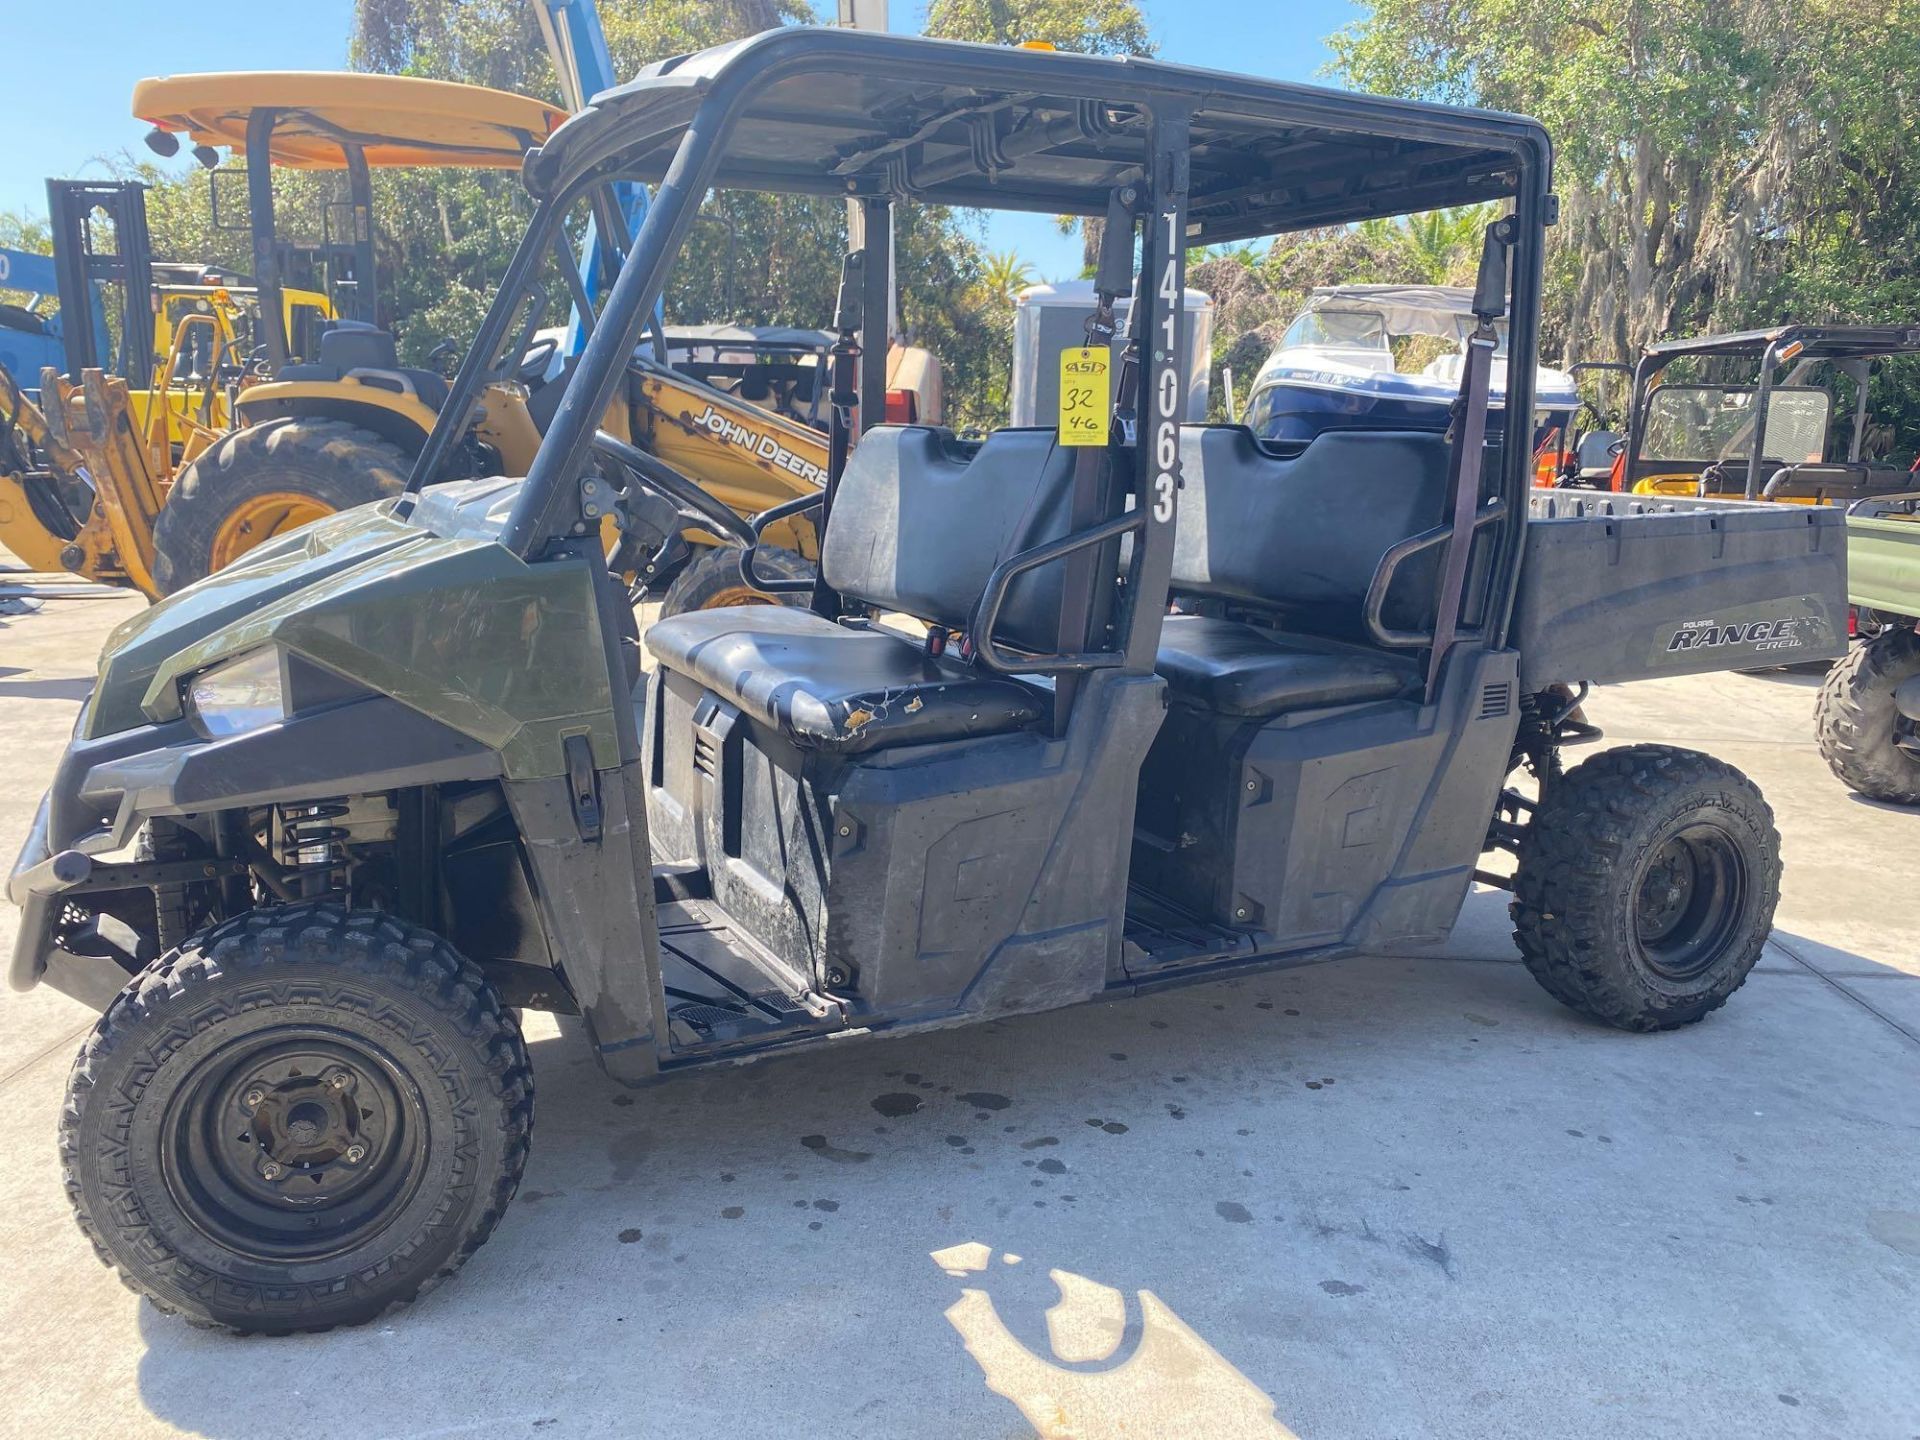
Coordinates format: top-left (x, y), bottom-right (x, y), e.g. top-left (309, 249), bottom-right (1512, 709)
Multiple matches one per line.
top-left (236, 379), bottom-right (439, 453)
top-left (9, 697), bottom-right (501, 1005)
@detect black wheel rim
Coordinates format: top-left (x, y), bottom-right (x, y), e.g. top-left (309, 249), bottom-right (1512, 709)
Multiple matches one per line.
top-left (1633, 822), bottom-right (1750, 981)
top-left (160, 1025), bottom-right (428, 1264)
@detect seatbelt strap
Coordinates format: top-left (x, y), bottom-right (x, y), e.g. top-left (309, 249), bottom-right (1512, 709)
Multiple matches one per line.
top-left (1049, 187), bottom-right (1140, 734)
top-left (1425, 219), bottom-right (1513, 700)
top-left (1425, 330), bottom-right (1495, 699)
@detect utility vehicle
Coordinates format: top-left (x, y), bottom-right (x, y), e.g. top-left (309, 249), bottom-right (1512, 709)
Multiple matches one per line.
top-left (1816, 487), bottom-right (1920, 803)
top-left (9, 30), bottom-right (1847, 1334)
top-left (1607, 325), bottom-right (1920, 501)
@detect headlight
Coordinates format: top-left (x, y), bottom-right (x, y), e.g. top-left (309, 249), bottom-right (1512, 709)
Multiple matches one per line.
top-left (185, 648), bottom-right (287, 738)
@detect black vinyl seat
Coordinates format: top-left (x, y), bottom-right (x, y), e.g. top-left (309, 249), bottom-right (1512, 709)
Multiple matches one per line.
top-left (1155, 615), bottom-right (1418, 716)
top-left (644, 425), bottom-right (1089, 754)
top-left (277, 322), bottom-right (451, 411)
top-left (643, 605), bottom-right (1042, 753)
top-left (1145, 425), bottom-right (1450, 719)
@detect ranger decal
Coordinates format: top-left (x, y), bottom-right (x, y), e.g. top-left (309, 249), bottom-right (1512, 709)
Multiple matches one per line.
top-left (1665, 615), bottom-right (1808, 653)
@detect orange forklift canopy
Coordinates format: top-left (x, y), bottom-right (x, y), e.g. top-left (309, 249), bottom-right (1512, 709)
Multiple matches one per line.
top-left (133, 72), bottom-right (568, 169)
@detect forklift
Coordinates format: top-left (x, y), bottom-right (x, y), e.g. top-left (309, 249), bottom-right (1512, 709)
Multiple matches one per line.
top-left (11, 29), bottom-right (1846, 1334)
top-left (130, 71), bottom-right (571, 592)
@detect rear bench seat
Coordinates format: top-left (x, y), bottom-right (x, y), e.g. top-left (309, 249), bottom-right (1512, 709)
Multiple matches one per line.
top-left (1152, 425), bottom-right (1451, 714)
top-left (1131, 425), bottom-right (1453, 935)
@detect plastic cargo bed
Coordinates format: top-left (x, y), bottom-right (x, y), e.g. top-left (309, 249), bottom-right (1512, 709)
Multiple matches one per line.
top-left (1512, 489), bottom-right (1848, 689)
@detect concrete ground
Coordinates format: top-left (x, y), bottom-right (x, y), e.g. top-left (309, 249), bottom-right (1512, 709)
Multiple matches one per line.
top-left (1, 564), bottom-right (1917, 1440)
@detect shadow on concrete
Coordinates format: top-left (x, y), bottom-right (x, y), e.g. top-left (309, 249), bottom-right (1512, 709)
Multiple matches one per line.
top-left (120, 892), bottom-right (1917, 1440)
top-left (933, 1239), bottom-right (1297, 1437)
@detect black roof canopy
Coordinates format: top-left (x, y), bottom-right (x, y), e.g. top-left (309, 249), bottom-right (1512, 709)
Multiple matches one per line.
top-left (525, 28), bottom-right (1551, 244)
top-left (1644, 324), bottom-right (1920, 366)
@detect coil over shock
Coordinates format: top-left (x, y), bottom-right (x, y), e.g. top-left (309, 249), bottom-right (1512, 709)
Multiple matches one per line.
top-left (279, 801), bottom-right (351, 869)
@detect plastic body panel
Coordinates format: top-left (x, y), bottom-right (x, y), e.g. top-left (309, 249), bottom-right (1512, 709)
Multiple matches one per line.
top-left (643, 664), bottom-right (1167, 1027)
top-left (1844, 514), bottom-right (1920, 617)
top-left (1514, 490), bottom-right (1848, 688)
top-left (1131, 646), bottom-right (1519, 954)
top-left (81, 483), bottom-right (620, 780)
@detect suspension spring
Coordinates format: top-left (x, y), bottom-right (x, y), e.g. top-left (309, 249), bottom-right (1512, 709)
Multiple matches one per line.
top-left (279, 801), bottom-right (351, 867)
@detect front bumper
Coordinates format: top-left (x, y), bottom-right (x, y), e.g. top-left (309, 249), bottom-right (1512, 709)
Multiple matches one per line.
top-left (7, 790), bottom-right (137, 1008)
top-left (9, 694), bottom-right (502, 1009)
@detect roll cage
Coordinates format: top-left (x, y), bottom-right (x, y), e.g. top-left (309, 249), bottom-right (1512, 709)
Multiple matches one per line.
top-left (411, 26), bottom-right (1553, 663)
top-left (1625, 324), bottom-right (1920, 499)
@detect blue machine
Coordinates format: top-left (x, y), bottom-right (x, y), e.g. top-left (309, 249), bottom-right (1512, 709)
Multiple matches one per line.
top-left (0, 246), bottom-right (107, 395)
top-left (532, 0), bottom-right (653, 353)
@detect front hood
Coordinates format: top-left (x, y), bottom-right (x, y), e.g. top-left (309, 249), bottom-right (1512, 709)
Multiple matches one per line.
top-left (88, 502), bottom-right (423, 738)
top-left (86, 477), bottom-right (620, 780)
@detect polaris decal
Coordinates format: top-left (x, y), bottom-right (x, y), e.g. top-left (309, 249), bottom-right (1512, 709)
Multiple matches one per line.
top-left (1664, 614), bottom-right (1809, 653)
top-left (688, 403), bottom-right (825, 486)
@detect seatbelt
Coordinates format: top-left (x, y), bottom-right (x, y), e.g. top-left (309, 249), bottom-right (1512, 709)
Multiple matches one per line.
top-left (1050, 186), bottom-right (1140, 734)
top-left (811, 250), bottom-right (865, 619)
top-left (1425, 218), bottom-right (1514, 700)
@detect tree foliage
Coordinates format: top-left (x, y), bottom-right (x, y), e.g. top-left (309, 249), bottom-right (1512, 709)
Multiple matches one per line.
top-left (1332, 0), bottom-right (1920, 375)
top-left (923, 0), bottom-right (1152, 55)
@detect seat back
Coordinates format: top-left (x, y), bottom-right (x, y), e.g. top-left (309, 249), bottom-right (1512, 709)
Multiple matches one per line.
top-left (820, 425), bottom-right (1091, 652)
top-left (1172, 425), bottom-right (1451, 642)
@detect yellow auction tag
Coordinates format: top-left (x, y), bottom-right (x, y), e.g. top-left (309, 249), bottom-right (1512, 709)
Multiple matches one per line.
top-left (1058, 347), bottom-right (1110, 446)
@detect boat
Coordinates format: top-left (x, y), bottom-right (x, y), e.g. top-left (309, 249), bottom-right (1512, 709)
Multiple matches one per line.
top-left (1239, 284), bottom-right (1578, 450)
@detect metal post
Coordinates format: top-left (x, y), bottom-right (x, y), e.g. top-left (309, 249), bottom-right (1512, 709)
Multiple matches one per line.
top-left (858, 196), bottom-right (891, 431)
top-left (245, 109), bottom-right (290, 373)
top-left (402, 200), bottom-right (561, 498)
top-left (502, 90), bottom-right (742, 556)
top-left (1848, 358), bottom-right (1871, 463)
top-left (343, 142), bottom-right (378, 326)
top-left (1747, 341), bottom-right (1780, 499)
top-left (1120, 106), bottom-right (1190, 675)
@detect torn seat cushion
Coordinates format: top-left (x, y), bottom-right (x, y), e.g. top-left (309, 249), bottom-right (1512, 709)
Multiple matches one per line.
top-left (644, 605), bottom-right (1044, 753)
top-left (1155, 615), bottom-right (1419, 717)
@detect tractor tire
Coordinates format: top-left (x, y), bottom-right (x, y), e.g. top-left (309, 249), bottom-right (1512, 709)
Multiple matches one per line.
top-left (1510, 744), bottom-right (1779, 1032)
top-left (151, 418), bottom-right (412, 594)
top-left (61, 903), bottom-right (532, 1335)
top-left (1815, 627), bottom-right (1920, 805)
top-left (658, 542), bottom-right (811, 618)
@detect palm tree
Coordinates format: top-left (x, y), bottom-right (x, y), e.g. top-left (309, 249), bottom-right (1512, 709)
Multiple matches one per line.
top-left (983, 250), bottom-right (1036, 304)
top-left (1358, 203), bottom-right (1501, 284)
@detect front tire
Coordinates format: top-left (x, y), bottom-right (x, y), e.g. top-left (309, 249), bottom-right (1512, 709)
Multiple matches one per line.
top-left (61, 904), bottom-right (531, 1334)
top-left (1511, 745), bottom-right (1780, 1031)
top-left (152, 418), bottom-right (412, 593)
top-left (657, 543), bottom-right (810, 618)
top-left (1815, 627), bottom-right (1920, 804)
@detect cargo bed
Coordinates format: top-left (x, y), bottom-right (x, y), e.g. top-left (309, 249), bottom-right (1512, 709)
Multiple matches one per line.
top-left (1512, 489), bottom-right (1848, 689)
top-left (1840, 493), bottom-right (1920, 620)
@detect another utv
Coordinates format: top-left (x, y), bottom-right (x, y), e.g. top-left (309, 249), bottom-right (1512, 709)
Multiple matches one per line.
top-left (9, 30), bottom-right (1846, 1333)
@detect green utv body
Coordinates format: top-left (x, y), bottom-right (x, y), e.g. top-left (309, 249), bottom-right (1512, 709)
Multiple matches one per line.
top-left (10, 28), bottom-right (1844, 1333)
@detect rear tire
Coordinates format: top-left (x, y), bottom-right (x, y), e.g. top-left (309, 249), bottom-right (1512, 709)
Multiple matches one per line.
top-left (1510, 744), bottom-right (1780, 1031)
top-left (61, 903), bottom-right (531, 1334)
top-left (152, 418), bottom-right (412, 593)
top-left (658, 542), bottom-right (810, 618)
top-left (1815, 627), bottom-right (1920, 805)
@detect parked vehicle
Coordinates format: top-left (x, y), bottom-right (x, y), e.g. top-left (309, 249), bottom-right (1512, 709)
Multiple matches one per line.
top-left (9, 29), bottom-right (1846, 1334)
top-left (1239, 283), bottom-right (1579, 449)
top-left (1817, 492), bottom-right (1920, 803)
top-left (1608, 324), bottom-right (1920, 502)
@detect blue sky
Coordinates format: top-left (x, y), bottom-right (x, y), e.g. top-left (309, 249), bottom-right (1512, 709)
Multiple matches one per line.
top-left (0, 0), bottom-right (1359, 281)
